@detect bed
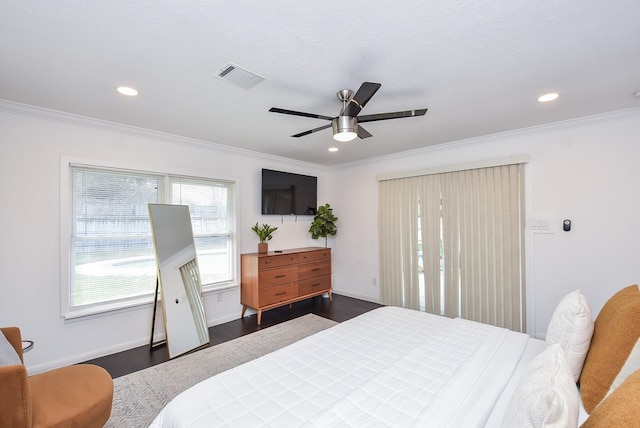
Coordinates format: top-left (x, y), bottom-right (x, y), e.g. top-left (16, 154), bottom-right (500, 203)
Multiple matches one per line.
top-left (151, 285), bottom-right (640, 427)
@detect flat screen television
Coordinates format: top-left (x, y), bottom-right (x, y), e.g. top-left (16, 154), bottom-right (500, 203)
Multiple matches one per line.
top-left (261, 169), bottom-right (317, 215)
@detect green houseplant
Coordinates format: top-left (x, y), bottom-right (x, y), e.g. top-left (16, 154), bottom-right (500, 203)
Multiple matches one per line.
top-left (309, 203), bottom-right (338, 247)
top-left (251, 222), bottom-right (278, 253)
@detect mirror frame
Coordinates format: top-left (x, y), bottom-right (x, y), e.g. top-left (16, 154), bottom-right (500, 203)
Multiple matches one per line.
top-left (148, 204), bottom-right (210, 358)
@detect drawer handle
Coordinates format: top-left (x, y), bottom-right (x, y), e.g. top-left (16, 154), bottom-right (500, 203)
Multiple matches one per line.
top-left (311, 283), bottom-right (321, 287)
top-left (275, 292), bottom-right (287, 296)
top-left (275, 274), bottom-right (286, 279)
top-left (311, 268), bottom-right (321, 272)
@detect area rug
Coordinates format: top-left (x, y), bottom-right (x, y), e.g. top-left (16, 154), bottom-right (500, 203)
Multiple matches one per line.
top-left (105, 314), bottom-right (338, 428)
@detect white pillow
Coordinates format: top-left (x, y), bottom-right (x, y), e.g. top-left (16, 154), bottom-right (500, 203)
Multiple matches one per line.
top-left (545, 290), bottom-right (594, 382)
top-left (501, 344), bottom-right (579, 428)
top-left (0, 330), bottom-right (21, 366)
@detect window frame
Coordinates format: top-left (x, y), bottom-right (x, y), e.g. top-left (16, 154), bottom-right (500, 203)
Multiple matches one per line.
top-left (60, 157), bottom-right (239, 320)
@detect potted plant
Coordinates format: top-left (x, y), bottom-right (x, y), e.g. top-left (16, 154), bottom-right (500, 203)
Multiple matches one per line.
top-left (309, 203), bottom-right (338, 248)
top-left (251, 222), bottom-right (278, 253)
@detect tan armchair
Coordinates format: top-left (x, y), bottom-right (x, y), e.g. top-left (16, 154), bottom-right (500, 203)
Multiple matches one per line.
top-left (0, 327), bottom-right (113, 428)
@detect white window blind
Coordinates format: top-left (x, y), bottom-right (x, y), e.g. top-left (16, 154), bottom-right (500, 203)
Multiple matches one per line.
top-left (170, 177), bottom-right (234, 286)
top-left (70, 167), bottom-right (161, 308)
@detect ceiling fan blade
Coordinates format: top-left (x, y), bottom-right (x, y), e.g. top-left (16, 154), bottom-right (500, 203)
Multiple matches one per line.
top-left (269, 107), bottom-right (334, 121)
top-left (342, 82), bottom-right (382, 117)
top-left (291, 123), bottom-right (332, 138)
top-left (358, 108), bottom-right (428, 123)
top-left (357, 125), bottom-right (372, 139)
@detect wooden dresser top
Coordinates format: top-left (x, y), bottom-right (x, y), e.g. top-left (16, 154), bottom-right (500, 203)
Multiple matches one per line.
top-left (243, 246), bottom-right (329, 257)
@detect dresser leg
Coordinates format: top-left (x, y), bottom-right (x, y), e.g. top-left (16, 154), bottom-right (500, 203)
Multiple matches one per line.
top-left (257, 310), bottom-right (262, 325)
top-left (241, 305), bottom-right (247, 318)
top-left (328, 290), bottom-right (333, 302)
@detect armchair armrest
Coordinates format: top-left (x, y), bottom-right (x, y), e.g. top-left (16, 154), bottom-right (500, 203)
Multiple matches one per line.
top-left (0, 363), bottom-right (32, 427)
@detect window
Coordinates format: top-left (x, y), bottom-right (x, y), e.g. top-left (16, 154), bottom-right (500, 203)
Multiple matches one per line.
top-left (65, 164), bottom-right (235, 318)
top-left (170, 177), bottom-right (234, 286)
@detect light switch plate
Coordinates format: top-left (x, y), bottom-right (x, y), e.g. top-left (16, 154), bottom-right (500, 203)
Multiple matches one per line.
top-left (529, 214), bottom-right (554, 234)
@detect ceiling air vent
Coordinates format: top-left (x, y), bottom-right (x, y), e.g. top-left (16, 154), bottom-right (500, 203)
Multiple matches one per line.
top-left (217, 63), bottom-right (264, 89)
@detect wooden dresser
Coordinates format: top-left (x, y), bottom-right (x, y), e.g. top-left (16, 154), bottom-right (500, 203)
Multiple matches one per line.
top-left (241, 247), bottom-right (332, 324)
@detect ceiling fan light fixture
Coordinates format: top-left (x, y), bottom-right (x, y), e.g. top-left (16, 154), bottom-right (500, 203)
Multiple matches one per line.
top-left (332, 116), bottom-right (358, 142)
top-left (333, 131), bottom-right (357, 142)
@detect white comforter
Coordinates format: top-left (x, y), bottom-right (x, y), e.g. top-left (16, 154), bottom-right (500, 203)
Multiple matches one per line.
top-left (150, 306), bottom-right (530, 427)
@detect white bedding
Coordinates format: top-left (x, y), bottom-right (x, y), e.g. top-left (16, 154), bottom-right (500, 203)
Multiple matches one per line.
top-left (150, 306), bottom-right (538, 427)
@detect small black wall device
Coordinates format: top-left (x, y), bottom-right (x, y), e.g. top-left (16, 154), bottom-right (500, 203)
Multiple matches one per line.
top-left (563, 219), bottom-right (571, 231)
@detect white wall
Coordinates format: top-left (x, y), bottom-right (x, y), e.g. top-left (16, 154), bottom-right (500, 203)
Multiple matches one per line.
top-left (2, 101), bottom-right (639, 373)
top-left (0, 103), bottom-right (328, 373)
top-left (328, 108), bottom-right (640, 338)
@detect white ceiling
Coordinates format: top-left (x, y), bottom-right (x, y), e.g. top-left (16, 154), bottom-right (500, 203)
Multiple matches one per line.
top-left (1, 1), bottom-right (639, 166)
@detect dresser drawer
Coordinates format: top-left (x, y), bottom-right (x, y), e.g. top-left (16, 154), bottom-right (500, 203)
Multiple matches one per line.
top-left (258, 266), bottom-right (298, 288)
top-left (298, 259), bottom-right (331, 280)
top-left (298, 249), bottom-right (331, 263)
top-left (259, 282), bottom-right (298, 306)
top-left (298, 275), bottom-right (331, 296)
top-left (258, 254), bottom-right (299, 269)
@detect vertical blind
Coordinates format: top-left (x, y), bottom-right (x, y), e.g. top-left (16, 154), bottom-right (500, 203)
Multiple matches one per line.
top-left (379, 162), bottom-right (526, 332)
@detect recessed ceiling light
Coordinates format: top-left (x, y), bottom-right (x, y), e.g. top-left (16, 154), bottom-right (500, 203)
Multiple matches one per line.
top-left (537, 92), bottom-right (559, 103)
top-left (117, 86), bottom-right (138, 96)
top-left (328, 147), bottom-right (339, 152)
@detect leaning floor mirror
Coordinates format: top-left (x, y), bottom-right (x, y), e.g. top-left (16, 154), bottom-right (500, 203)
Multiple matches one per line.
top-left (148, 204), bottom-right (210, 358)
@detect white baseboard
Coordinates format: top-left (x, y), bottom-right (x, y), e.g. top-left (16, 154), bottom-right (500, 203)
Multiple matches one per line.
top-left (332, 290), bottom-right (381, 304)
top-left (26, 335), bottom-right (153, 376)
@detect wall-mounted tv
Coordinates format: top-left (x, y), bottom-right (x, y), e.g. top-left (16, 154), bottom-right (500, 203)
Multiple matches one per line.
top-left (261, 169), bottom-right (317, 216)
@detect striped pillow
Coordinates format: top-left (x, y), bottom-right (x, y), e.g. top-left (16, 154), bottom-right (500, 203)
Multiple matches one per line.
top-left (579, 284), bottom-right (640, 413)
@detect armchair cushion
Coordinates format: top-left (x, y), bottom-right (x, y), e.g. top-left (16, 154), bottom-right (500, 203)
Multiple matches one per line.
top-left (30, 364), bottom-right (113, 428)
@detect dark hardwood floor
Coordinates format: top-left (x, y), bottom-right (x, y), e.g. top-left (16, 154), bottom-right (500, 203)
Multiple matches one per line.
top-left (84, 294), bottom-right (382, 378)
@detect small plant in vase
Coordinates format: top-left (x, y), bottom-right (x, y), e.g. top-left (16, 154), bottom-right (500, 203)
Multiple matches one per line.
top-left (309, 203), bottom-right (338, 248)
top-left (251, 222), bottom-right (278, 253)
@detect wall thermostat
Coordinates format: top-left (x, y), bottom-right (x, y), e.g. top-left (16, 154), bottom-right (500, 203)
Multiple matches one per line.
top-left (563, 219), bottom-right (571, 231)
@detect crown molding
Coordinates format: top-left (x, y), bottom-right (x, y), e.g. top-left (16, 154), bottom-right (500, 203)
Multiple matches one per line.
top-left (329, 107), bottom-right (640, 171)
top-left (0, 99), bottom-right (324, 171)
